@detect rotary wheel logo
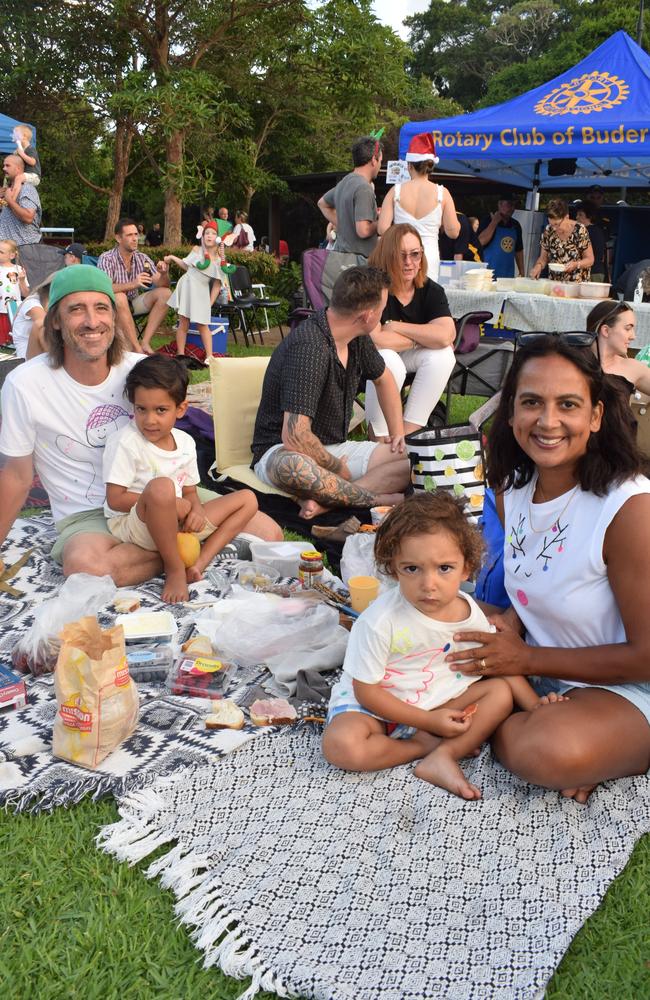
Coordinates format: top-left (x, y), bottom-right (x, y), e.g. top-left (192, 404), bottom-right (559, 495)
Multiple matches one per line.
top-left (534, 71), bottom-right (629, 116)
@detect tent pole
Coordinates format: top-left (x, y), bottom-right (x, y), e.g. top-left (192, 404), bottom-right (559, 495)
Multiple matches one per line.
top-left (638, 0), bottom-right (645, 46)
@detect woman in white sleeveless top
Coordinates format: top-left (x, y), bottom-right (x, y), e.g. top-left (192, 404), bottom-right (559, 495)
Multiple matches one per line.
top-left (377, 132), bottom-right (460, 282)
top-left (446, 334), bottom-right (650, 802)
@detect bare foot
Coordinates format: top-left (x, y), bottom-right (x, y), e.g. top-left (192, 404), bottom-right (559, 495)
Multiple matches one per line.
top-left (162, 568), bottom-right (189, 603)
top-left (186, 565), bottom-right (204, 584)
top-left (140, 342), bottom-right (155, 356)
top-left (533, 692), bottom-right (570, 709)
top-left (560, 784), bottom-right (597, 804)
top-left (409, 729), bottom-right (442, 758)
top-left (311, 516), bottom-right (361, 541)
top-left (414, 747), bottom-right (482, 799)
top-left (298, 498), bottom-right (330, 520)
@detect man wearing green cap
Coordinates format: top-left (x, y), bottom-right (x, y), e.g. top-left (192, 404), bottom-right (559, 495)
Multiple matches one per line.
top-left (0, 265), bottom-right (281, 583)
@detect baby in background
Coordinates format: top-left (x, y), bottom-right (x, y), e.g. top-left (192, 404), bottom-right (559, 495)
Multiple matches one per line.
top-left (103, 355), bottom-right (257, 603)
top-left (12, 125), bottom-right (41, 191)
top-left (323, 492), bottom-right (558, 800)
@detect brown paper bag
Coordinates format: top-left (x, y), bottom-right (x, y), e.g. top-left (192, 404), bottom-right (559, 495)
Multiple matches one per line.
top-left (53, 616), bottom-right (139, 769)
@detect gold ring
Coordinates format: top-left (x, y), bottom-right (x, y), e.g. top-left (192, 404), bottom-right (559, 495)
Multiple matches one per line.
top-left (480, 658), bottom-right (487, 671)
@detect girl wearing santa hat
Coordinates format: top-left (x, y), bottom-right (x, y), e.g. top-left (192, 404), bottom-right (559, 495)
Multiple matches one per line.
top-left (378, 132), bottom-right (460, 282)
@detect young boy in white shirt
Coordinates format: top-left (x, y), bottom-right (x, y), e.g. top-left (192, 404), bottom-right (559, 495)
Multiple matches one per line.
top-left (103, 354), bottom-right (257, 603)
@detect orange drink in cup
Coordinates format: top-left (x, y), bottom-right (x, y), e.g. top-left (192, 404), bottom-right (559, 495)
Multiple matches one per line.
top-left (348, 575), bottom-right (380, 613)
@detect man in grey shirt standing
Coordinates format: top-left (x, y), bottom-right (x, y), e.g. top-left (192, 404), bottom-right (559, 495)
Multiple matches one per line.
top-left (318, 137), bottom-right (382, 260)
top-left (0, 155), bottom-right (42, 245)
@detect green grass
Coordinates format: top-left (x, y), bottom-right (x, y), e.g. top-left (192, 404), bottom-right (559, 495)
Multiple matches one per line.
top-left (3, 355), bottom-right (649, 998)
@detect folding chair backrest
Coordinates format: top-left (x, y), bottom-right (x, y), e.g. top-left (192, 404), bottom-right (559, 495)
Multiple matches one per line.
top-left (455, 311), bottom-right (494, 355)
top-left (301, 249), bottom-right (329, 310)
top-left (229, 265), bottom-right (254, 298)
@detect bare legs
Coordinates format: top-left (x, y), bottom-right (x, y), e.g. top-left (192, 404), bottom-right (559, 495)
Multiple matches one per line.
top-left (62, 532), bottom-right (162, 588)
top-left (492, 687), bottom-right (650, 803)
top-left (113, 292), bottom-right (144, 353)
top-left (139, 288), bottom-right (173, 353)
top-left (266, 444), bottom-right (410, 520)
top-left (175, 316), bottom-right (190, 357)
top-left (186, 490), bottom-right (258, 582)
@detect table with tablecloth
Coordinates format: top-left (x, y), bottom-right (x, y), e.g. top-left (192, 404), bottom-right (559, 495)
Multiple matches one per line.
top-left (445, 288), bottom-right (650, 348)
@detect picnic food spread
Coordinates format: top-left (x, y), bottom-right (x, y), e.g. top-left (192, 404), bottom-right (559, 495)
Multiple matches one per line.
top-left (250, 698), bottom-right (297, 726)
top-left (205, 699), bottom-right (245, 730)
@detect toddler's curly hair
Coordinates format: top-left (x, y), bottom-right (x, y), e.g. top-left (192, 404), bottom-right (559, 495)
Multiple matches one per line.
top-left (374, 492), bottom-right (485, 579)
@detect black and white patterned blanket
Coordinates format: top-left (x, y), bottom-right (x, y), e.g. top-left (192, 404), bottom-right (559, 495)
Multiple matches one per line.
top-left (0, 517), bottom-right (272, 813)
top-left (101, 727), bottom-right (650, 1000)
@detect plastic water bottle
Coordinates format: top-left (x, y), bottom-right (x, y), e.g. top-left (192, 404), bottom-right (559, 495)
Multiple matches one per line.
top-left (218, 286), bottom-right (229, 306)
top-left (634, 277), bottom-right (643, 305)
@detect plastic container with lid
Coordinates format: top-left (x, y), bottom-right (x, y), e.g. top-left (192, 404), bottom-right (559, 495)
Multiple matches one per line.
top-left (116, 610), bottom-right (177, 645)
top-left (298, 550), bottom-right (324, 588)
top-left (126, 645), bottom-right (174, 683)
top-left (167, 652), bottom-right (235, 698)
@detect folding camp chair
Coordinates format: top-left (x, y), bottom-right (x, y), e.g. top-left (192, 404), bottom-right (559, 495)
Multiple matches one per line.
top-left (219, 265), bottom-right (284, 346)
top-left (289, 248), bottom-right (361, 329)
top-left (444, 311), bottom-right (514, 409)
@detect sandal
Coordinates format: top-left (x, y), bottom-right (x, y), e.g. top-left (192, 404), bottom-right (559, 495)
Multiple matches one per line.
top-left (311, 516), bottom-right (362, 543)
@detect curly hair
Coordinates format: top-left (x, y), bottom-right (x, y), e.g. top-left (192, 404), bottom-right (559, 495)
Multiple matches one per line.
top-left (486, 335), bottom-right (648, 495)
top-left (368, 223), bottom-right (427, 291)
top-left (374, 492), bottom-right (485, 580)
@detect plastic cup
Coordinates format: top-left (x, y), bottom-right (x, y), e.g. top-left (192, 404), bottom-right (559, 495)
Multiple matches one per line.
top-left (348, 575), bottom-right (380, 613)
top-left (370, 506), bottom-right (391, 526)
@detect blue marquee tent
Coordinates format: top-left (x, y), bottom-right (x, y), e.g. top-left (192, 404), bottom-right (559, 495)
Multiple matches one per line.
top-left (399, 31), bottom-right (650, 190)
top-left (0, 112), bottom-right (36, 154)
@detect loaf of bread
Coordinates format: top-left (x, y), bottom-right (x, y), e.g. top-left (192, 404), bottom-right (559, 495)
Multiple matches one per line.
top-left (205, 699), bottom-right (245, 730)
top-left (249, 697), bottom-right (297, 726)
top-left (182, 635), bottom-right (213, 655)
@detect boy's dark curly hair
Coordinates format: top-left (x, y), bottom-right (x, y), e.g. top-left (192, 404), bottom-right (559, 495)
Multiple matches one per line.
top-left (374, 492), bottom-right (485, 579)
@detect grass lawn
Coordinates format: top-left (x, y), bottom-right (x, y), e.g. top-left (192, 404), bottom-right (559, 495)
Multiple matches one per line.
top-left (1, 340), bottom-right (648, 998)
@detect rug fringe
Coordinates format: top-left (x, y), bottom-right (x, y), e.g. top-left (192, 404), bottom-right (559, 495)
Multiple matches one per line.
top-left (100, 821), bottom-right (294, 999)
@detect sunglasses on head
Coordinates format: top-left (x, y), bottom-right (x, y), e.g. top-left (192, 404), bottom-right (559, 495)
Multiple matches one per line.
top-left (514, 330), bottom-right (597, 348)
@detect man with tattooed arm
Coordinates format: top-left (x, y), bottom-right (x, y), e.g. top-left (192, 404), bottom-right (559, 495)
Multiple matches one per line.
top-left (251, 267), bottom-right (410, 519)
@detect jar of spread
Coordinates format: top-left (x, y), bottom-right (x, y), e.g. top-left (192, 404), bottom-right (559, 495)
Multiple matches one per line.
top-left (298, 550), bottom-right (323, 588)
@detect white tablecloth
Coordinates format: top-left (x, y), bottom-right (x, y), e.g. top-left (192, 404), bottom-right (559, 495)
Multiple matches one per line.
top-left (445, 289), bottom-right (650, 348)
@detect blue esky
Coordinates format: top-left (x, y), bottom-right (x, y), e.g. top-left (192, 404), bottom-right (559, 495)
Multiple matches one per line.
top-left (372, 0), bottom-right (430, 39)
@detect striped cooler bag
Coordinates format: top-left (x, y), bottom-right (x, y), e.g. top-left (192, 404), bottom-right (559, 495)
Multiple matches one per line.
top-left (405, 396), bottom-right (500, 524)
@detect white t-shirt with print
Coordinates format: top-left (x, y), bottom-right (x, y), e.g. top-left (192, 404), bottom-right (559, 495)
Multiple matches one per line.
top-left (0, 263), bottom-right (25, 315)
top-left (0, 353), bottom-right (141, 522)
top-left (328, 586), bottom-right (489, 714)
top-left (103, 423), bottom-right (200, 518)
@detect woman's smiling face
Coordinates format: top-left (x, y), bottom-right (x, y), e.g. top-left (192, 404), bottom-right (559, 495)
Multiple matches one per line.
top-left (509, 354), bottom-right (603, 478)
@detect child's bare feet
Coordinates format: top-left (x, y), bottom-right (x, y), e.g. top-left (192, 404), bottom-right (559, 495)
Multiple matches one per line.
top-left (533, 691), bottom-right (570, 709)
top-left (414, 746), bottom-right (482, 800)
top-left (186, 564), bottom-right (204, 584)
top-left (560, 784), bottom-right (597, 804)
top-left (162, 568), bottom-right (189, 603)
top-left (408, 729), bottom-right (441, 757)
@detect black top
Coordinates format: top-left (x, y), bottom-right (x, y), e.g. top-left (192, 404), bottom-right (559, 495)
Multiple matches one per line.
top-left (587, 223), bottom-right (606, 275)
top-left (381, 279), bottom-right (452, 325)
top-left (251, 309), bottom-right (385, 465)
top-left (439, 213), bottom-right (473, 262)
top-left (146, 228), bottom-right (163, 246)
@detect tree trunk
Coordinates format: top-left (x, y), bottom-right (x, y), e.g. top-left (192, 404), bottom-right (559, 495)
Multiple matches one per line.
top-left (103, 121), bottom-right (134, 241)
top-left (163, 128), bottom-right (185, 245)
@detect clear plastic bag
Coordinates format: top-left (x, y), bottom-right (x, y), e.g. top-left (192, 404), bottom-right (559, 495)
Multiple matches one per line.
top-left (194, 590), bottom-right (342, 668)
top-left (12, 573), bottom-right (117, 676)
top-left (340, 534), bottom-right (395, 592)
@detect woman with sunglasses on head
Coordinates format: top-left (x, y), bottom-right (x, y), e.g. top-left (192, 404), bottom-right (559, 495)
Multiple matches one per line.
top-left (364, 223), bottom-right (456, 436)
top-left (587, 300), bottom-right (650, 395)
top-left (446, 334), bottom-right (650, 802)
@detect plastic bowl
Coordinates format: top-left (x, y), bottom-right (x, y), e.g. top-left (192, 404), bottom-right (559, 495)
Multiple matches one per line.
top-left (578, 282), bottom-right (612, 299)
top-left (237, 562), bottom-right (281, 591)
top-left (548, 262), bottom-right (566, 273)
top-left (549, 282), bottom-right (581, 298)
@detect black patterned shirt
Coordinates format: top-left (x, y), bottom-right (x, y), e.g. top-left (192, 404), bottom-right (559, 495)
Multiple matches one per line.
top-left (251, 309), bottom-right (385, 465)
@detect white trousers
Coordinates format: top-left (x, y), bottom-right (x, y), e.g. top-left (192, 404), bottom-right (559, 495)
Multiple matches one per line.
top-left (364, 345), bottom-right (456, 435)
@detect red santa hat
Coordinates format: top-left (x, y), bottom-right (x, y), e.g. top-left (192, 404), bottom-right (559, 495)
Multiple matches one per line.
top-left (405, 132), bottom-right (439, 164)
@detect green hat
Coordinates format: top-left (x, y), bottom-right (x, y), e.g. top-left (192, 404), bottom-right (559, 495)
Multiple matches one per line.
top-left (48, 265), bottom-right (116, 310)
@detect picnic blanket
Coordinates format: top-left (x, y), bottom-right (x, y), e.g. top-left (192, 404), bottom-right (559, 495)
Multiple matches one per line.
top-left (0, 516), bottom-right (273, 813)
top-left (100, 727), bottom-right (650, 1000)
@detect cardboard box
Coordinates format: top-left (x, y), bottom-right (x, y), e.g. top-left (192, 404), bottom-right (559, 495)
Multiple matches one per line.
top-left (0, 662), bottom-right (27, 711)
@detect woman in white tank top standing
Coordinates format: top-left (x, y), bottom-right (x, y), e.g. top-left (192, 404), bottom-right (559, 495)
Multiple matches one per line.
top-left (377, 132), bottom-right (460, 282)
top-left (446, 334), bottom-right (650, 803)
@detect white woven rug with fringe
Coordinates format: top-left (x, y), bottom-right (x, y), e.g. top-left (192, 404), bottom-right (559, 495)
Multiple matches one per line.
top-left (100, 727), bottom-right (650, 1000)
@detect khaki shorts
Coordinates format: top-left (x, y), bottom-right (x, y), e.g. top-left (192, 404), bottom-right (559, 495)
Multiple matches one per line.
top-left (50, 489), bottom-right (221, 564)
top-left (107, 505), bottom-right (216, 551)
top-left (51, 508), bottom-right (113, 564)
top-left (131, 291), bottom-right (152, 316)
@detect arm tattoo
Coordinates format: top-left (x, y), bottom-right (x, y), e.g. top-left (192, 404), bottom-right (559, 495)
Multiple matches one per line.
top-left (284, 413), bottom-right (343, 473)
top-left (267, 450), bottom-right (375, 508)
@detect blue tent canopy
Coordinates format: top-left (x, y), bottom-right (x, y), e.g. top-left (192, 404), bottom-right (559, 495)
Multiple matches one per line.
top-left (0, 112), bottom-right (36, 154)
top-left (399, 31), bottom-right (650, 189)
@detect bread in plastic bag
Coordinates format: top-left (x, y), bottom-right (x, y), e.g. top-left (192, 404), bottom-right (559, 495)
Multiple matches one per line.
top-left (53, 616), bottom-right (139, 769)
top-left (12, 573), bottom-right (117, 676)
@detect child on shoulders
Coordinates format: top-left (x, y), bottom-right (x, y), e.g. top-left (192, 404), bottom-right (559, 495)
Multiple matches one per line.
top-left (323, 492), bottom-right (561, 800)
top-left (103, 355), bottom-right (257, 603)
top-left (12, 124), bottom-right (41, 191)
